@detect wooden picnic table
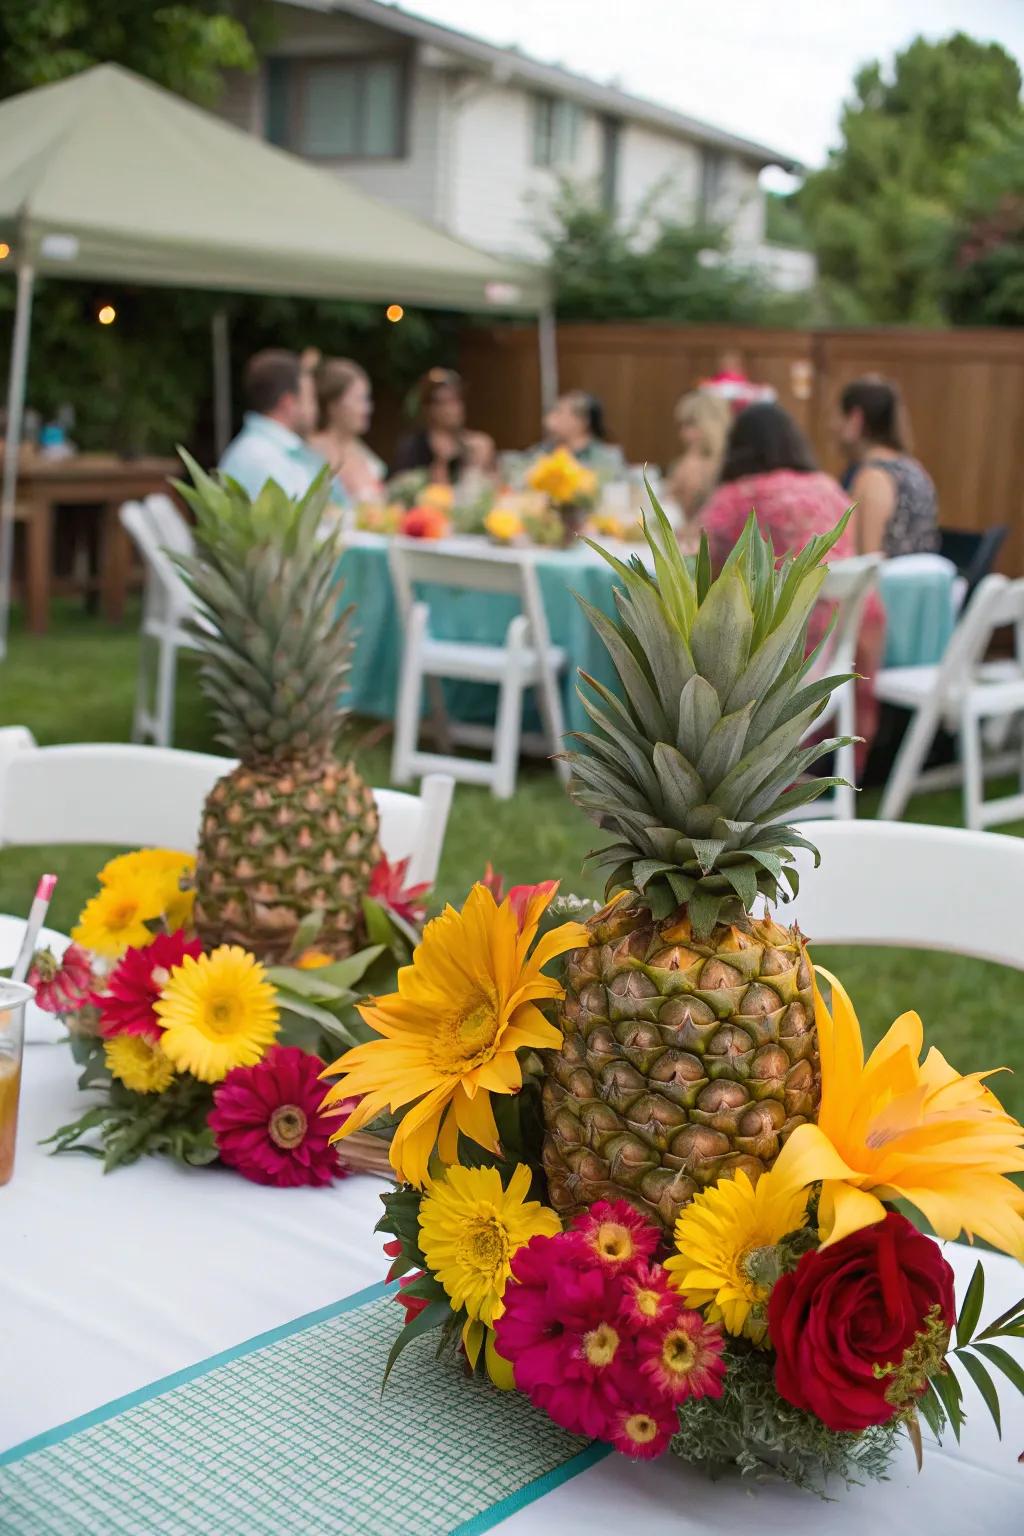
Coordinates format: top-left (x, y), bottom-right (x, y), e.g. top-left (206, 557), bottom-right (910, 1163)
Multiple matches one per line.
top-left (12, 453), bottom-right (178, 633)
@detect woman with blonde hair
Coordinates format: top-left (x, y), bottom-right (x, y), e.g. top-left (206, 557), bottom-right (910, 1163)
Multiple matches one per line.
top-left (667, 390), bottom-right (731, 517)
top-left (307, 357), bottom-right (386, 506)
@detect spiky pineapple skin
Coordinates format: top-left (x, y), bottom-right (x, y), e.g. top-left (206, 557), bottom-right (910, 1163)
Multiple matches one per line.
top-left (542, 897), bottom-right (818, 1233)
top-left (194, 757), bottom-right (380, 964)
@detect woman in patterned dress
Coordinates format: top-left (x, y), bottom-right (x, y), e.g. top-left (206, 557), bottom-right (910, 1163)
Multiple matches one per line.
top-left (836, 377), bottom-right (940, 556)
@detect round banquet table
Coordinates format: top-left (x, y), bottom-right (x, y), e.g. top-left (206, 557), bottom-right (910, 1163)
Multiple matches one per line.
top-left (2, 918), bottom-right (1022, 1534)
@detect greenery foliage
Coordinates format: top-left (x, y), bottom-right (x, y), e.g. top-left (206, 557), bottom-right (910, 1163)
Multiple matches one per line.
top-left (673, 1340), bottom-right (901, 1492)
top-left (801, 33), bottom-right (1024, 324)
top-left (538, 182), bottom-right (813, 326)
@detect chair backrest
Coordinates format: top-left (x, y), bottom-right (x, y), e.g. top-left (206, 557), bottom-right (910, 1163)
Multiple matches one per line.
top-left (940, 524), bottom-right (1008, 600)
top-left (120, 495), bottom-right (195, 624)
top-left (388, 540), bottom-right (553, 655)
top-left (816, 554), bottom-right (882, 679)
top-left (0, 730), bottom-right (454, 889)
top-left (784, 820), bottom-right (1024, 971)
top-left (931, 574), bottom-right (1024, 696)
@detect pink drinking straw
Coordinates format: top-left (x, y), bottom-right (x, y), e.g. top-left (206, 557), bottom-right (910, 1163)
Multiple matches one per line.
top-left (12, 874), bottom-right (58, 984)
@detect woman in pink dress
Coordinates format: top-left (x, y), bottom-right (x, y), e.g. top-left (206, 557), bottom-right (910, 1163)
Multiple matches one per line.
top-left (695, 402), bottom-right (886, 769)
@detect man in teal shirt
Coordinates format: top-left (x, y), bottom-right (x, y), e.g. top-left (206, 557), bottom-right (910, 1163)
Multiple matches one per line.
top-left (219, 350), bottom-right (321, 499)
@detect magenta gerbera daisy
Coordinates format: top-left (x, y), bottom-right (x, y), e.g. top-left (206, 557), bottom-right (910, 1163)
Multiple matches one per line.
top-left (572, 1199), bottom-right (661, 1272)
top-left (97, 930), bottom-right (202, 1040)
top-left (609, 1397), bottom-right (679, 1460)
top-left (638, 1305), bottom-right (726, 1404)
top-left (494, 1230), bottom-right (636, 1439)
top-left (619, 1263), bottom-right (678, 1331)
top-left (208, 1045), bottom-right (347, 1188)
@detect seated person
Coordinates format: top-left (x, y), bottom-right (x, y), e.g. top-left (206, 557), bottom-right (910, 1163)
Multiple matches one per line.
top-left (392, 369), bottom-right (495, 485)
top-left (694, 402), bottom-right (886, 770)
top-left (218, 350), bottom-right (319, 499)
top-left (306, 358), bottom-right (386, 507)
top-left (667, 390), bottom-right (731, 517)
top-left (531, 390), bottom-right (624, 475)
top-left (836, 376), bottom-right (940, 556)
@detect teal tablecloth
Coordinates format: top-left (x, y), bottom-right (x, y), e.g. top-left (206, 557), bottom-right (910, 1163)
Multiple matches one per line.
top-left (338, 541), bottom-right (960, 736)
top-left (878, 556), bottom-right (958, 668)
top-left (340, 536), bottom-right (636, 735)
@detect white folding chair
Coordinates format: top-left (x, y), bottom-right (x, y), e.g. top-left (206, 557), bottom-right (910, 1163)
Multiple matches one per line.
top-left (0, 730), bottom-right (454, 889)
top-left (794, 554), bottom-right (881, 821)
top-left (876, 574), bottom-right (1024, 830)
top-left (785, 820), bottom-right (1024, 971)
top-left (388, 539), bottom-right (569, 800)
top-left (120, 494), bottom-right (201, 749)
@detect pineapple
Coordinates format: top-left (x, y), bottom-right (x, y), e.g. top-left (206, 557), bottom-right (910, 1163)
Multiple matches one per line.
top-left (542, 503), bottom-right (852, 1232)
top-left (175, 457), bottom-right (379, 963)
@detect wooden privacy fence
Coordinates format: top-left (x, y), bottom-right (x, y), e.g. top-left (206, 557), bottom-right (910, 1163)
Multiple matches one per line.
top-left (457, 323), bottom-right (1024, 575)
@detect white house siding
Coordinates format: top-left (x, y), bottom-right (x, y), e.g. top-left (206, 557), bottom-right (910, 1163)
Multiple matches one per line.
top-left (615, 122), bottom-right (702, 237)
top-left (751, 244), bottom-right (817, 293)
top-left (721, 159), bottom-right (765, 253)
top-left (446, 82), bottom-right (604, 260)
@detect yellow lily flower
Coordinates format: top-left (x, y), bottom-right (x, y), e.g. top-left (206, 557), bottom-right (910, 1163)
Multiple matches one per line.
top-left (772, 969), bottom-right (1024, 1261)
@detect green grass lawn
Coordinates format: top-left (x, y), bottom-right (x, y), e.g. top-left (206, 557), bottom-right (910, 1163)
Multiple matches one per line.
top-left (1, 600), bottom-right (1021, 1118)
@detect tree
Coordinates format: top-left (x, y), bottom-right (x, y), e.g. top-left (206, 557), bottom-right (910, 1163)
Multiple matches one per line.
top-left (0, 1), bottom-right (261, 105)
top-left (946, 120), bottom-right (1024, 326)
top-left (801, 33), bottom-right (1024, 323)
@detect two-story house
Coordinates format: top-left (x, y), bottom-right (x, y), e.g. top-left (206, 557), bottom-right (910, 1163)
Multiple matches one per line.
top-left (220, 0), bottom-right (811, 289)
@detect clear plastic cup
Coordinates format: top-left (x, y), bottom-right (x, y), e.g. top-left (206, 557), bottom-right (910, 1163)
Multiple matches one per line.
top-left (0, 979), bottom-right (36, 1186)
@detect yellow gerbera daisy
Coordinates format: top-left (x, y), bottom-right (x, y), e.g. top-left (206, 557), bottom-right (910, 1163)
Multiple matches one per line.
top-left (772, 968), bottom-right (1024, 1261)
top-left (72, 871), bottom-right (168, 958)
top-left (664, 1168), bottom-right (809, 1344)
top-left (104, 1033), bottom-right (176, 1094)
top-left (419, 1162), bottom-right (562, 1365)
top-left (100, 848), bottom-right (196, 932)
top-left (154, 946), bottom-right (279, 1083)
top-left (321, 882), bottom-right (587, 1187)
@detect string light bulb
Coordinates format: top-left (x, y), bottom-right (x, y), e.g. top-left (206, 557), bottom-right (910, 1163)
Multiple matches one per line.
top-left (385, 304), bottom-right (404, 323)
top-left (97, 304), bottom-right (117, 326)
top-left (0, 243), bottom-right (10, 261)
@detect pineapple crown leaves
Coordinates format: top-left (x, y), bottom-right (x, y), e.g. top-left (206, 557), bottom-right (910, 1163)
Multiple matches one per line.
top-left (172, 451), bottom-right (354, 765)
top-left (566, 482), bottom-right (855, 937)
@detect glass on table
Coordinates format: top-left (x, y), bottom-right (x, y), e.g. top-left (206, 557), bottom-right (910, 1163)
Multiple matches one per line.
top-left (0, 979), bottom-right (36, 1186)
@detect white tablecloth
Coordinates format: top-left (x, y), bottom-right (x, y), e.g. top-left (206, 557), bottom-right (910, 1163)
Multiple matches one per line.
top-left (2, 921), bottom-right (1022, 1534)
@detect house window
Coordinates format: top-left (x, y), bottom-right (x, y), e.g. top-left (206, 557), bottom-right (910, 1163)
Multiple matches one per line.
top-left (532, 95), bottom-right (582, 168)
top-left (699, 148), bottom-right (726, 223)
top-left (266, 56), bottom-right (407, 159)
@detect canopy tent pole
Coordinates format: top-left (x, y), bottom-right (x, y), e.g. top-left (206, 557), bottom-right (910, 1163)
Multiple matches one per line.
top-left (538, 305), bottom-right (558, 412)
top-left (0, 259), bottom-right (36, 660)
top-left (211, 308), bottom-right (231, 460)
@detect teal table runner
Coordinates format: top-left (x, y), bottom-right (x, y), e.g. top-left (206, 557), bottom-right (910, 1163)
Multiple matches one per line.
top-left (339, 543), bottom-right (630, 736)
top-left (0, 1282), bottom-right (607, 1536)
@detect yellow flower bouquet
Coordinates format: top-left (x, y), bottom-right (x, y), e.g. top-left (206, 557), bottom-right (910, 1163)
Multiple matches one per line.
top-left (326, 507), bottom-right (1024, 1490)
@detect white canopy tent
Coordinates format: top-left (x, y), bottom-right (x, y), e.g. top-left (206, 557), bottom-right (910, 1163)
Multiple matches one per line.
top-left (0, 63), bottom-right (554, 655)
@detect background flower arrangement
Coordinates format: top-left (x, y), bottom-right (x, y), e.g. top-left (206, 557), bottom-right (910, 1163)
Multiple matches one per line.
top-left (323, 507), bottom-right (1024, 1492)
top-left (35, 847), bottom-right (423, 1181)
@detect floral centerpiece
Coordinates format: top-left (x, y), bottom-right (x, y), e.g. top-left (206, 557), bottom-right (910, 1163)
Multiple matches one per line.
top-left (36, 848), bottom-right (425, 1180)
top-left (526, 449), bottom-right (599, 543)
top-left (324, 505), bottom-right (1024, 1490)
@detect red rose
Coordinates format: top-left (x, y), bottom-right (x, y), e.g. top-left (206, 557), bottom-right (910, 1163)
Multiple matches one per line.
top-left (768, 1212), bottom-right (955, 1433)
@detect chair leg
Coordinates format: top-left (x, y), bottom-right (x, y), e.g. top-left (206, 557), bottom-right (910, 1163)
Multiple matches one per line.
top-left (832, 685), bottom-right (856, 819)
top-left (877, 702), bottom-right (942, 821)
top-left (535, 659), bottom-right (570, 785)
top-left (132, 633), bottom-right (156, 744)
top-left (492, 666), bottom-right (524, 800)
top-left (154, 635), bottom-right (178, 749)
top-left (960, 702), bottom-right (985, 833)
top-left (392, 604), bottom-right (427, 786)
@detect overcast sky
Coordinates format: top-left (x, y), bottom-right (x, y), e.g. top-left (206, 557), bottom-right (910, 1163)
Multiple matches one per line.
top-left (398, 0), bottom-right (1024, 170)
